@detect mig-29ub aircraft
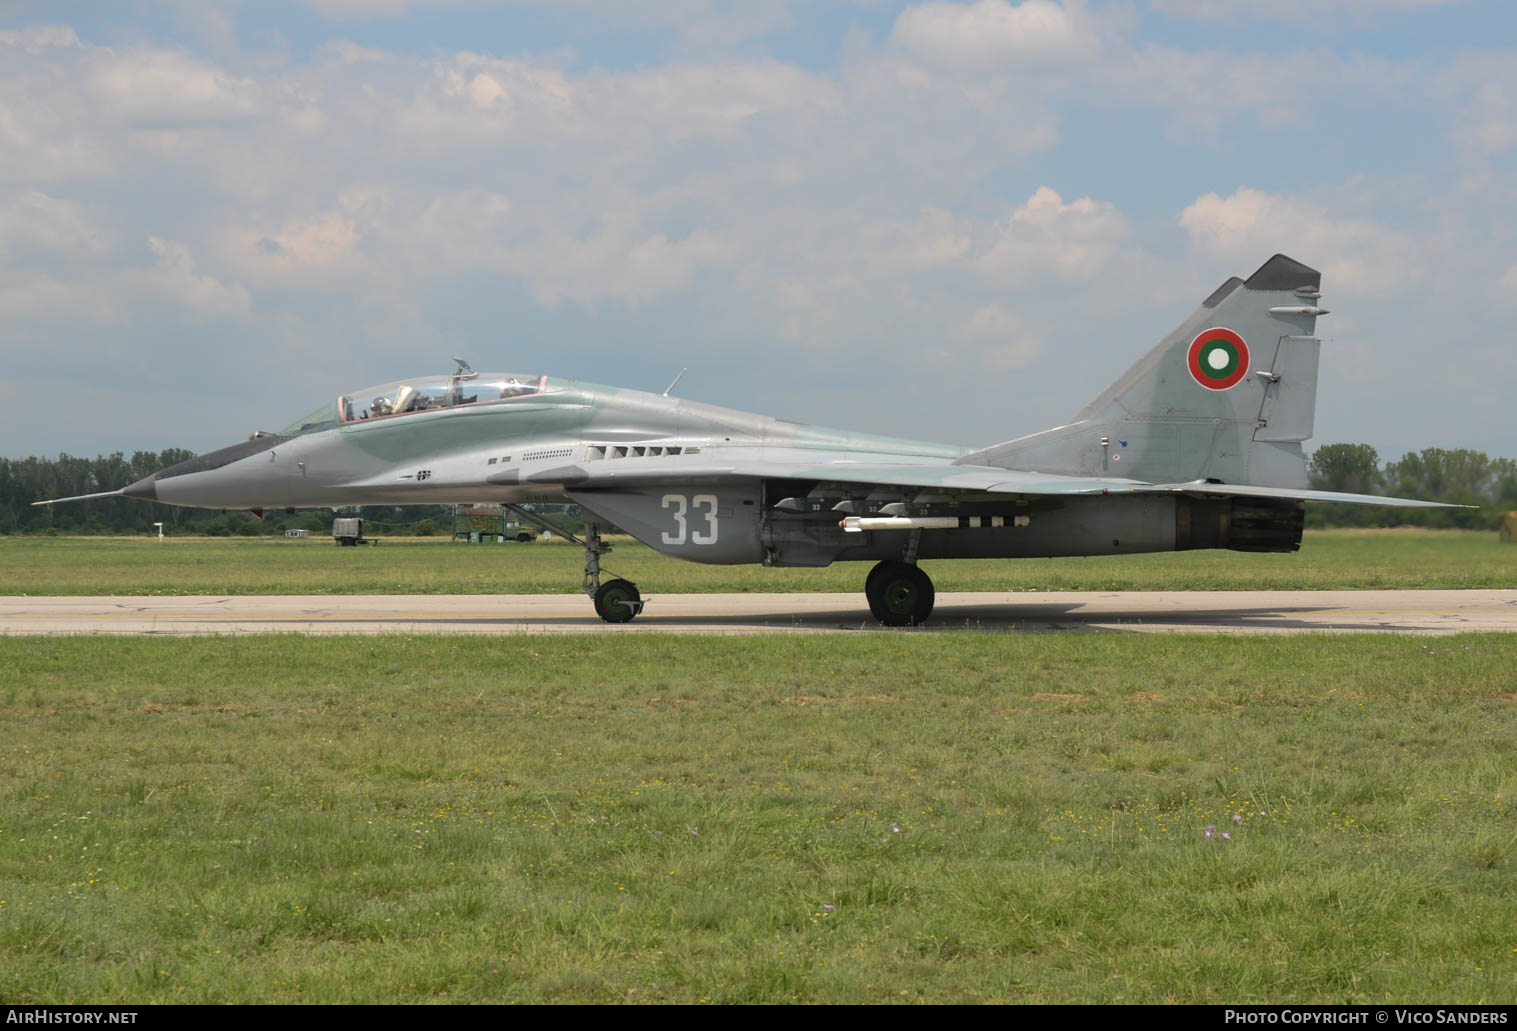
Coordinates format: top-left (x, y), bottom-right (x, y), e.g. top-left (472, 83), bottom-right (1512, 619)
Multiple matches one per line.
top-left (37, 254), bottom-right (1447, 625)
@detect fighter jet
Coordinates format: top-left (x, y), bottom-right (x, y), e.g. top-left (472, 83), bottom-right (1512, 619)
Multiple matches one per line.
top-left (37, 254), bottom-right (1447, 624)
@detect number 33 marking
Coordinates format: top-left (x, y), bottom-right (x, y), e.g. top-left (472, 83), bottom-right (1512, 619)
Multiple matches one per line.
top-left (662, 494), bottom-right (718, 545)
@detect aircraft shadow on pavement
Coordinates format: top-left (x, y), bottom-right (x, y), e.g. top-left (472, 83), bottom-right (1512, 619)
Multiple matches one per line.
top-left (251, 600), bottom-right (1438, 634)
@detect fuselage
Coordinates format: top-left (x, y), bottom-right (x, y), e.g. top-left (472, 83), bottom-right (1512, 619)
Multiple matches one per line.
top-left (124, 375), bottom-right (969, 512)
top-left (117, 372), bottom-right (1302, 570)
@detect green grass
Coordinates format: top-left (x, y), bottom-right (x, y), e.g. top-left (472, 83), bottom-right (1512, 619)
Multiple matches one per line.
top-left (3, 528), bottom-right (1516, 595)
top-left (2, 633), bottom-right (1515, 1003)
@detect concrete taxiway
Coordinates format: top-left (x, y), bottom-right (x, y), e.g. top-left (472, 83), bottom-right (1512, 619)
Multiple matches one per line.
top-left (2, 590), bottom-right (1516, 635)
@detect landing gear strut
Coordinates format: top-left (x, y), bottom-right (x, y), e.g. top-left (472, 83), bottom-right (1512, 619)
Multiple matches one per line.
top-left (582, 522), bottom-right (642, 623)
top-left (502, 507), bottom-right (643, 623)
top-left (865, 560), bottom-right (935, 626)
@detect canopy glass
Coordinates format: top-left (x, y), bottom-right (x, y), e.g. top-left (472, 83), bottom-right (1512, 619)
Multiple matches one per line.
top-left (279, 372), bottom-right (548, 436)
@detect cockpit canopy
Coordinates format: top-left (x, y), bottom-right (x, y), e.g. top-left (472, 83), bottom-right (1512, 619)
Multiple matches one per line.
top-left (341, 373), bottom-right (546, 423)
top-left (279, 373), bottom-right (548, 437)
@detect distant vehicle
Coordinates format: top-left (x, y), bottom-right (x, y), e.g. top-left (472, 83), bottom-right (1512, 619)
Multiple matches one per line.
top-left (38, 256), bottom-right (1447, 623)
top-left (452, 504), bottom-right (535, 542)
top-left (331, 517), bottom-right (369, 546)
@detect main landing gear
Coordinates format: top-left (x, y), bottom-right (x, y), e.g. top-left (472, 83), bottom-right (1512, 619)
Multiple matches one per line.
top-left (865, 560), bottom-right (935, 626)
top-left (862, 526), bottom-right (934, 627)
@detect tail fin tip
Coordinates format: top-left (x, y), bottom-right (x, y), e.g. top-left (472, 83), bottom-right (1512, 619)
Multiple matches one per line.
top-left (1244, 254), bottom-right (1319, 292)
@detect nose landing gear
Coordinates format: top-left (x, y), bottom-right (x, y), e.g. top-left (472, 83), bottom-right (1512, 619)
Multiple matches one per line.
top-left (582, 522), bottom-right (642, 623)
top-left (502, 506), bottom-right (644, 623)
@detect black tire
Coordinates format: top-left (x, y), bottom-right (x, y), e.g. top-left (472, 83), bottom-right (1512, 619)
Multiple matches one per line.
top-left (864, 561), bottom-right (889, 620)
top-left (594, 579), bottom-right (641, 623)
top-left (865, 561), bottom-right (934, 626)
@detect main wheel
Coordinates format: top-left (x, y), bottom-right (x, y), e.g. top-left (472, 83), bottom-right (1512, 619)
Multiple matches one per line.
top-left (594, 579), bottom-right (642, 623)
top-left (865, 561), bottom-right (934, 627)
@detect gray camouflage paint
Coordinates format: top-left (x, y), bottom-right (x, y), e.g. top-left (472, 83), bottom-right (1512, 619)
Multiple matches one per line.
top-left (75, 255), bottom-right (1442, 570)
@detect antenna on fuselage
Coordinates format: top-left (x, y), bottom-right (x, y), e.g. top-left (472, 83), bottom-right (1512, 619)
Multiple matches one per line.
top-left (662, 368), bottom-right (688, 397)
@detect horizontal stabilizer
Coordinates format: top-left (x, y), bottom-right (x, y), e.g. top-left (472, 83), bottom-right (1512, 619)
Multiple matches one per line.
top-left (1142, 482), bottom-right (1460, 508)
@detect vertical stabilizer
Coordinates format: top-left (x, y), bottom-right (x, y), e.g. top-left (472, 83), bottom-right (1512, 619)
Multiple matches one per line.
top-left (957, 254), bottom-right (1325, 488)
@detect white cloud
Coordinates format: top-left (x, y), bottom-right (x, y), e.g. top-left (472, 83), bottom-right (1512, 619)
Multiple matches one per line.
top-left (88, 48), bottom-right (263, 129)
top-left (979, 186), bottom-right (1131, 286)
top-left (0, 6), bottom-right (1511, 459)
top-left (952, 303), bottom-right (1046, 371)
top-left (125, 236), bottom-right (252, 322)
top-left (1454, 82), bottom-right (1517, 156)
top-left (300, 0), bottom-right (419, 17)
top-left (1089, 46), bottom-right (1415, 133)
top-left (1179, 187), bottom-right (1415, 298)
top-left (855, 208), bottom-right (973, 277)
top-left (1151, 0), bottom-right (1460, 22)
top-left (410, 189), bottom-right (513, 267)
top-left (0, 24), bottom-right (81, 52)
top-left (223, 189), bottom-right (387, 289)
top-left (299, 0), bottom-right (803, 47)
top-left (0, 275), bottom-right (123, 327)
top-left (1498, 265), bottom-right (1517, 303)
top-left (891, 0), bottom-right (1102, 71)
top-left (404, 54), bottom-right (841, 150)
top-left (0, 192), bottom-right (114, 261)
top-left (520, 226), bottom-right (731, 308)
top-left (0, 37), bottom-right (110, 182)
top-left (0, 227), bottom-right (249, 331)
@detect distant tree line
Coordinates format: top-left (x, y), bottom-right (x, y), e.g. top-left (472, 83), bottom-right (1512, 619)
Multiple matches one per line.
top-left (0, 451), bottom-right (458, 537)
top-left (1306, 445), bottom-right (1517, 528)
top-left (3, 445), bottom-right (1514, 536)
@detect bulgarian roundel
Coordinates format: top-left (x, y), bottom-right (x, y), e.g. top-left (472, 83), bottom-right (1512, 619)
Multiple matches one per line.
top-left (1187, 327), bottom-right (1250, 390)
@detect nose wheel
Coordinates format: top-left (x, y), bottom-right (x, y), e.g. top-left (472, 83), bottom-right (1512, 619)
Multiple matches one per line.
top-left (865, 560), bottom-right (934, 626)
top-left (594, 578), bottom-right (643, 623)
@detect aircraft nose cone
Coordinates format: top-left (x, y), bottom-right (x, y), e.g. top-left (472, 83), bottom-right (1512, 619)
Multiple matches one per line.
top-left (120, 435), bottom-right (289, 503)
top-left (121, 476), bottom-right (158, 501)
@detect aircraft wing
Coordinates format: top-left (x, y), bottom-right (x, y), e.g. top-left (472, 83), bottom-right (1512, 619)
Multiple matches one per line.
top-left (483, 456), bottom-right (1148, 494)
top-left (327, 449), bottom-right (1451, 510)
top-left (727, 461), bottom-right (1149, 495)
top-left (569, 457), bottom-right (1452, 508)
top-left (723, 459), bottom-right (1449, 507)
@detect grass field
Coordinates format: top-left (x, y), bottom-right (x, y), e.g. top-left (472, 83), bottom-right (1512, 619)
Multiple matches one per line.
top-left (2, 633), bottom-right (1515, 1004)
top-left (2, 528), bottom-right (1516, 595)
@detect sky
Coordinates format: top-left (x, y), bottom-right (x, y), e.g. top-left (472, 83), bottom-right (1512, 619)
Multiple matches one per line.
top-left (1, 0), bottom-right (1515, 461)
